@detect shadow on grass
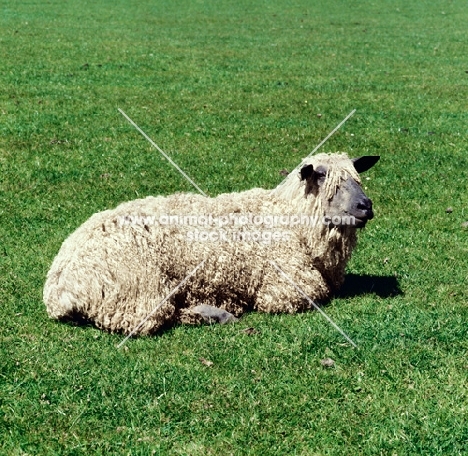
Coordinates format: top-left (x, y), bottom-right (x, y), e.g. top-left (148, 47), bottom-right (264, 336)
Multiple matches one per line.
top-left (336, 274), bottom-right (402, 299)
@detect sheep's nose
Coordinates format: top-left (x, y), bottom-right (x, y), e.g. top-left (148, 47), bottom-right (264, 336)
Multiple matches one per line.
top-left (357, 198), bottom-right (374, 219)
top-left (357, 197), bottom-right (372, 211)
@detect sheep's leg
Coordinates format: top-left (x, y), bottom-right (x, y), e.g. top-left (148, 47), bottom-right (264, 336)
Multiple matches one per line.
top-left (255, 267), bottom-right (329, 314)
top-left (179, 304), bottom-right (238, 325)
top-left (113, 298), bottom-right (177, 335)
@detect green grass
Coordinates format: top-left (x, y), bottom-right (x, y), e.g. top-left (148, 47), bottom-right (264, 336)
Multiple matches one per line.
top-left (1, 0), bottom-right (468, 454)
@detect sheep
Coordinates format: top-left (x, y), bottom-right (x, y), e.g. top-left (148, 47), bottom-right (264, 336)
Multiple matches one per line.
top-left (43, 152), bottom-right (379, 335)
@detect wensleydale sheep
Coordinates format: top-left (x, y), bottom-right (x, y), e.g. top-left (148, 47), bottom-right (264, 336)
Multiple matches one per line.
top-left (43, 153), bottom-right (379, 335)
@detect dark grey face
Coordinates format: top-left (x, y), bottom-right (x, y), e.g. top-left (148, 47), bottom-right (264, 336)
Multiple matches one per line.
top-left (300, 156), bottom-right (380, 228)
top-left (327, 175), bottom-right (374, 227)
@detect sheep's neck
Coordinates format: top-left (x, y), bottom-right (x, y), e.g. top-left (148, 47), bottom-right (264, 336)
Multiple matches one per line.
top-left (301, 224), bottom-right (357, 290)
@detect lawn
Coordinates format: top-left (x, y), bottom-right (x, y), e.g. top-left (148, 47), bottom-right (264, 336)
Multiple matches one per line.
top-left (1, 0), bottom-right (468, 454)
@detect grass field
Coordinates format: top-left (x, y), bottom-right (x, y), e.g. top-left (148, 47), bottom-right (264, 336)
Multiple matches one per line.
top-left (1, 0), bottom-right (468, 454)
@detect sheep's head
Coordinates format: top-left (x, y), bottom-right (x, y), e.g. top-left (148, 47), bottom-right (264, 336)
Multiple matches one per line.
top-left (300, 154), bottom-right (380, 228)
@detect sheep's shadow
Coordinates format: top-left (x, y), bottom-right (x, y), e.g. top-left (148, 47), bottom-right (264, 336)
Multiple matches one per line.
top-left (336, 274), bottom-right (402, 299)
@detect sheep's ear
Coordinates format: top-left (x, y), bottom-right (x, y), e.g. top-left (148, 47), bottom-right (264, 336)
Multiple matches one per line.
top-left (352, 156), bottom-right (380, 173)
top-left (300, 164), bottom-right (314, 180)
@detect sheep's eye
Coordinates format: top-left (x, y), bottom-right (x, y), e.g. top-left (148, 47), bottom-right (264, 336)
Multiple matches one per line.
top-left (315, 166), bottom-right (327, 180)
top-left (316, 171), bottom-right (327, 180)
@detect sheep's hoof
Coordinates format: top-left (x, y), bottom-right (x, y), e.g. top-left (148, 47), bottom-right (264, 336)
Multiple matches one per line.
top-left (191, 304), bottom-right (238, 324)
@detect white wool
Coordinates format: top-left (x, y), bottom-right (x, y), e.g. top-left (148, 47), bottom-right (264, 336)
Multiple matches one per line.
top-left (43, 152), bottom-right (366, 335)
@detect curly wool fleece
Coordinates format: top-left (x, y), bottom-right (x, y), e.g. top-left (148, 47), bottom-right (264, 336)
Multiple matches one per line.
top-left (43, 153), bottom-right (362, 335)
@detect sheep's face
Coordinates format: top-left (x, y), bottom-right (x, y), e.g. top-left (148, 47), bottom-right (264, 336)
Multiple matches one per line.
top-left (301, 156), bottom-right (380, 228)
